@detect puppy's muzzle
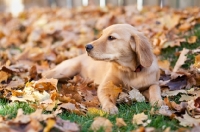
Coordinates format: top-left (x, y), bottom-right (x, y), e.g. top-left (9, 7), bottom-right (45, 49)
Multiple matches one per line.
top-left (85, 44), bottom-right (93, 52)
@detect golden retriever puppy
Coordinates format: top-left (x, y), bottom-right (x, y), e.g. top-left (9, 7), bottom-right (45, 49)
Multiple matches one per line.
top-left (43, 24), bottom-right (162, 114)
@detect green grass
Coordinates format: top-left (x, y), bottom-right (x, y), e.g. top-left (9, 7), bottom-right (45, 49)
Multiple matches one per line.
top-left (0, 98), bottom-right (35, 119)
top-left (0, 98), bottom-right (181, 131)
top-left (60, 102), bottom-right (180, 132)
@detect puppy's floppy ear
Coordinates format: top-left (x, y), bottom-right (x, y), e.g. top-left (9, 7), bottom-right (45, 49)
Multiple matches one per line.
top-left (130, 32), bottom-right (153, 67)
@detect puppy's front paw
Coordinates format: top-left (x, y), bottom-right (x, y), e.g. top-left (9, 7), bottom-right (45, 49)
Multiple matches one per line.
top-left (102, 103), bottom-right (118, 114)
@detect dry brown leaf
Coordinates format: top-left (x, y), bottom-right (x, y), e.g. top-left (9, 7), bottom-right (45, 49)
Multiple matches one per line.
top-left (58, 102), bottom-right (85, 115)
top-left (16, 47), bottom-right (45, 61)
top-left (58, 102), bottom-right (76, 111)
top-left (41, 99), bottom-right (57, 111)
top-left (194, 97), bottom-right (200, 108)
top-left (90, 117), bottom-right (113, 132)
top-left (6, 77), bottom-right (25, 89)
top-left (161, 89), bottom-right (187, 97)
top-left (159, 105), bottom-right (175, 117)
top-left (175, 112), bottom-right (200, 127)
top-left (179, 94), bottom-right (196, 101)
top-left (0, 71), bottom-right (10, 83)
top-left (116, 118), bottom-right (127, 127)
top-left (132, 112), bottom-right (150, 126)
top-left (34, 78), bottom-right (58, 91)
top-left (179, 22), bottom-right (191, 32)
top-left (24, 119), bottom-right (43, 132)
top-left (187, 98), bottom-right (200, 118)
top-left (55, 117), bottom-right (80, 132)
top-left (13, 109), bottom-right (31, 124)
top-left (0, 123), bottom-right (10, 132)
top-left (30, 109), bottom-right (54, 121)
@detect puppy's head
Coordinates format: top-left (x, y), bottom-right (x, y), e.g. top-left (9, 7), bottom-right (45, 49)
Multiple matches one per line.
top-left (85, 24), bottom-right (153, 71)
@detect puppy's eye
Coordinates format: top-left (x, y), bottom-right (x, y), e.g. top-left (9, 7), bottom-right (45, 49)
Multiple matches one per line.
top-left (108, 36), bottom-right (116, 41)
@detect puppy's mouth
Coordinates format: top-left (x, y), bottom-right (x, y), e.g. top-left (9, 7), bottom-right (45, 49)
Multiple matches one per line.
top-left (87, 52), bottom-right (116, 61)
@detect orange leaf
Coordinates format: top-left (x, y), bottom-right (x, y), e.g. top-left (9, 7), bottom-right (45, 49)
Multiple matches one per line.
top-left (194, 54), bottom-right (200, 68)
top-left (188, 36), bottom-right (197, 44)
top-left (179, 23), bottom-right (191, 31)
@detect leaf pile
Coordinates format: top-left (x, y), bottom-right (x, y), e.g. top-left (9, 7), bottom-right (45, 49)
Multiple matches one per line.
top-left (0, 5), bottom-right (200, 131)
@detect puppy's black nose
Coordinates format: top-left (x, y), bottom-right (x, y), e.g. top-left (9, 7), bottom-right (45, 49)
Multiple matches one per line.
top-left (85, 44), bottom-right (93, 52)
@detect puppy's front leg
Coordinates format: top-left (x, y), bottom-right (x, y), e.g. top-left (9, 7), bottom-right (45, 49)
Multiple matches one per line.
top-left (148, 84), bottom-right (163, 106)
top-left (42, 54), bottom-right (84, 79)
top-left (98, 77), bottom-right (121, 114)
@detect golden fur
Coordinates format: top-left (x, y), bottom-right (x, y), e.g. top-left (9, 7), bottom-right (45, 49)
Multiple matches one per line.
top-left (43, 24), bottom-right (162, 114)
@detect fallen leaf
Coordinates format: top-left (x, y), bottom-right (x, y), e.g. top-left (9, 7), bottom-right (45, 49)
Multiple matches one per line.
top-left (191, 125), bottom-right (200, 132)
top-left (179, 22), bottom-right (191, 32)
top-left (129, 88), bottom-right (145, 102)
top-left (0, 71), bottom-right (10, 83)
top-left (44, 119), bottom-right (55, 132)
top-left (166, 76), bottom-right (187, 90)
top-left (34, 78), bottom-right (58, 91)
top-left (58, 102), bottom-right (76, 111)
top-left (117, 88), bottom-right (145, 104)
top-left (132, 112), bottom-right (150, 126)
top-left (173, 48), bottom-right (189, 72)
top-left (54, 117), bottom-right (80, 132)
top-left (116, 118), bottom-right (127, 127)
top-left (24, 119), bottom-right (43, 132)
top-left (188, 36), bottom-right (197, 44)
top-left (87, 107), bottom-right (106, 116)
top-left (179, 94), bottom-right (196, 101)
top-left (194, 54), bottom-right (200, 69)
top-left (194, 97), bottom-right (200, 108)
top-left (90, 117), bottom-right (113, 132)
top-left (159, 105), bottom-right (175, 117)
top-left (175, 112), bottom-right (200, 127)
top-left (158, 60), bottom-right (170, 70)
top-left (162, 89), bottom-right (187, 97)
top-left (30, 109), bottom-right (54, 121)
top-left (58, 102), bottom-right (85, 115)
top-left (13, 109), bottom-right (31, 124)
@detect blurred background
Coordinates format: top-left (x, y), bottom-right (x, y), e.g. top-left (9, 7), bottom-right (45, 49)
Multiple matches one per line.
top-left (0, 0), bottom-right (200, 16)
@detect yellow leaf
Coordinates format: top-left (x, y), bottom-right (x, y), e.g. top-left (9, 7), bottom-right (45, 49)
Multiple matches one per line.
top-left (194, 54), bottom-right (200, 68)
top-left (87, 107), bottom-right (106, 116)
top-left (132, 112), bottom-right (150, 126)
top-left (188, 36), bottom-right (197, 44)
top-left (43, 119), bottom-right (55, 132)
top-left (158, 60), bottom-right (170, 70)
top-left (116, 118), bottom-right (127, 127)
